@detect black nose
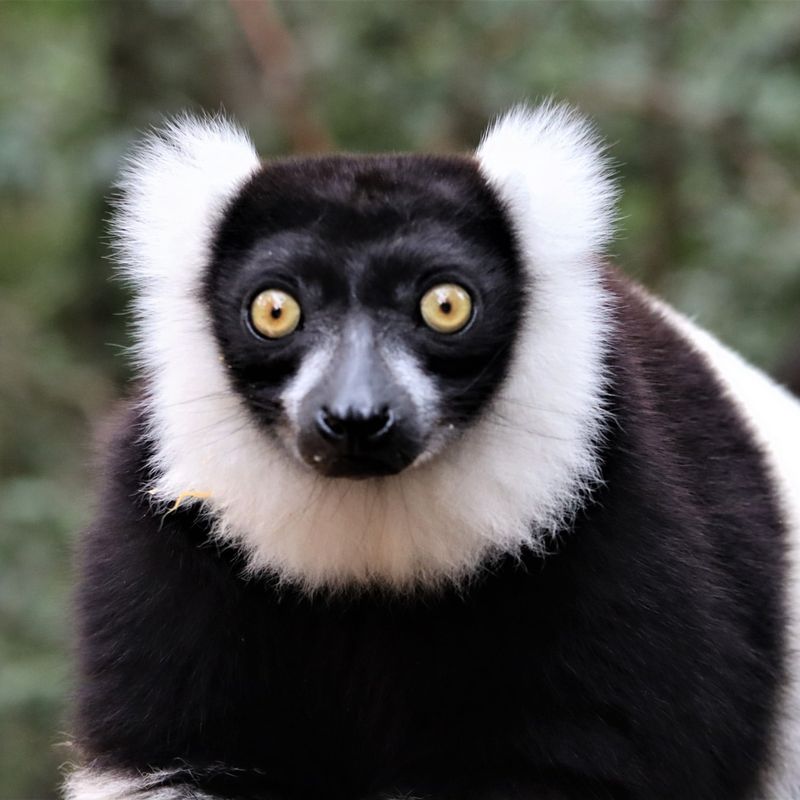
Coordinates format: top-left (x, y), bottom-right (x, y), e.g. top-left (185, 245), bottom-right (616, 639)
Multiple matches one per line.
top-left (315, 406), bottom-right (395, 445)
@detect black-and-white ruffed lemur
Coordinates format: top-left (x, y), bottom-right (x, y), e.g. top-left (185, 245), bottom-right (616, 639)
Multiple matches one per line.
top-left (66, 104), bottom-right (800, 800)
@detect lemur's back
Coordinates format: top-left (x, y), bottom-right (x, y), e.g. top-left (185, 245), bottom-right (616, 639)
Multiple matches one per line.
top-left (646, 290), bottom-right (800, 798)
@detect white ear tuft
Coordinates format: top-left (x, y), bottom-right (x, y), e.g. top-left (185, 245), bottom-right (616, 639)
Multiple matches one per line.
top-left (112, 114), bottom-right (261, 291)
top-left (476, 102), bottom-right (617, 269)
top-left (471, 103), bottom-right (616, 552)
top-left (110, 115), bottom-right (261, 455)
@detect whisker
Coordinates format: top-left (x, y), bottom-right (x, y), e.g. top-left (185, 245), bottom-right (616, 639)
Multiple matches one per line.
top-left (188, 420), bottom-right (258, 457)
top-left (157, 391), bottom-right (236, 410)
top-left (480, 414), bottom-right (574, 443)
top-left (493, 395), bottom-right (596, 417)
top-left (450, 345), bottom-right (513, 397)
top-left (273, 474), bottom-right (328, 538)
top-left (161, 410), bottom-right (252, 441)
top-left (442, 392), bottom-right (584, 421)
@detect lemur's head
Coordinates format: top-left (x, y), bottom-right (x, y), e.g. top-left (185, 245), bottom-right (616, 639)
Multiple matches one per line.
top-left (116, 104), bottom-right (616, 591)
top-left (208, 154), bottom-right (525, 479)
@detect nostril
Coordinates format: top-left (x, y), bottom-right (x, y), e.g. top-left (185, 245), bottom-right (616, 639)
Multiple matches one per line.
top-left (314, 406), bottom-right (395, 444)
top-left (316, 407), bottom-right (346, 441)
top-left (366, 407), bottom-right (394, 441)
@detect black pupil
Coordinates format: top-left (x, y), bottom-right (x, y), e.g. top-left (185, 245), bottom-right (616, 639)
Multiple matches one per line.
top-left (440, 300), bottom-right (452, 314)
top-left (271, 307), bottom-right (282, 319)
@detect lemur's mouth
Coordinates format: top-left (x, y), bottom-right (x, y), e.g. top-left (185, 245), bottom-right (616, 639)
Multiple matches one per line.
top-left (309, 452), bottom-right (410, 479)
top-left (298, 422), bottom-right (421, 477)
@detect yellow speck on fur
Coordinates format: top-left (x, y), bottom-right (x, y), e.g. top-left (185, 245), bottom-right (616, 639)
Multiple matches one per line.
top-left (168, 490), bottom-right (212, 512)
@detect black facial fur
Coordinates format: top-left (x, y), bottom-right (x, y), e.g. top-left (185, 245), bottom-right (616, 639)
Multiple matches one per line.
top-left (204, 155), bottom-right (526, 475)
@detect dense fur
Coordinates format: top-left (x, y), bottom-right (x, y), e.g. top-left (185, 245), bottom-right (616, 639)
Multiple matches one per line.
top-left (70, 276), bottom-right (787, 800)
top-left (640, 292), bottom-right (800, 797)
top-left (67, 105), bottom-right (800, 799)
top-left (116, 107), bottom-right (613, 590)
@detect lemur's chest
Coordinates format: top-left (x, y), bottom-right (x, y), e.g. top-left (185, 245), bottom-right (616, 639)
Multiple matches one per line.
top-left (235, 568), bottom-right (556, 744)
top-left (163, 489), bottom-right (778, 800)
top-left (190, 553), bottom-right (641, 795)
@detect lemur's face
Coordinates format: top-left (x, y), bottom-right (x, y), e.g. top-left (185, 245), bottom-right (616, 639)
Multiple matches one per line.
top-left (120, 107), bottom-right (614, 587)
top-left (206, 155), bottom-right (525, 479)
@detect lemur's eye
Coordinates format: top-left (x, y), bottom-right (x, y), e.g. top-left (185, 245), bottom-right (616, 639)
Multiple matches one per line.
top-left (420, 283), bottom-right (472, 334)
top-left (250, 289), bottom-right (301, 339)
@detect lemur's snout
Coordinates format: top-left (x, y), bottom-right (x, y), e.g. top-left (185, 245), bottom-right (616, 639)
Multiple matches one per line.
top-left (309, 404), bottom-right (403, 477)
top-left (296, 319), bottom-right (423, 478)
top-left (302, 397), bottom-right (413, 478)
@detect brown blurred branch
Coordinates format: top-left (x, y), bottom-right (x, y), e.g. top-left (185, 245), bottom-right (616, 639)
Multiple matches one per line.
top-left (228, 0), bottom-right (333, 153)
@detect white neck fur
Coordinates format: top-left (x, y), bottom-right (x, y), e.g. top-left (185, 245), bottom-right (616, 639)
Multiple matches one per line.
top-left (114, 104), bottom-right (617, 592)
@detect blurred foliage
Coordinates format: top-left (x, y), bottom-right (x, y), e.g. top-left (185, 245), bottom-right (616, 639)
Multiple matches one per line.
top-left (1, 0), bottom-right (799, 797)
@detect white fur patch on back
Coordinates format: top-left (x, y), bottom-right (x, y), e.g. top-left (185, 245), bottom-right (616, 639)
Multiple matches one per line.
top-left (119, 106), bottom-right (616, 591)
top-left (642, 295), bottom-right (800, 798)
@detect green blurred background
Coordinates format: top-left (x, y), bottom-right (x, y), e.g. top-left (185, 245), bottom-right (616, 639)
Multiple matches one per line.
top-left (1, 0), bottom-right (799, 796)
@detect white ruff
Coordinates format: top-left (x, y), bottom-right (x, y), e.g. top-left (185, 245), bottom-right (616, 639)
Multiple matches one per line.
top-left (117, 105), bottom-right (616, 591)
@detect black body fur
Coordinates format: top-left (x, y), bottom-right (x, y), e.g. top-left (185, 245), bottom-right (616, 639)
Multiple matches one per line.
top-left (74, 268), bottom-right (786, 799)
